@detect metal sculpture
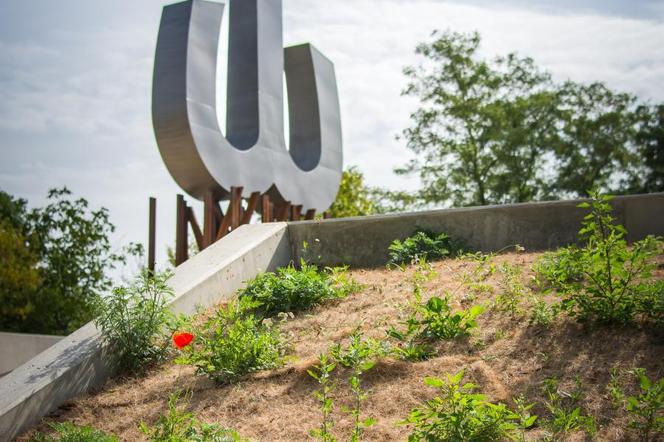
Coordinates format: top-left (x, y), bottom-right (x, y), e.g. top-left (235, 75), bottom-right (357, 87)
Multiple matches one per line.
top-left (152, 0), bottom-right (343, 213)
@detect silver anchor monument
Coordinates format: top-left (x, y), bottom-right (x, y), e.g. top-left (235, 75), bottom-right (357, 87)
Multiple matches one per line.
top-left (152, 0), bottom-right (343, 213)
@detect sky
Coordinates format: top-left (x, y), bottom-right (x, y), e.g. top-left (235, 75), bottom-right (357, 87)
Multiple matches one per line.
top-left (1, 0), bottom-right (663, 271)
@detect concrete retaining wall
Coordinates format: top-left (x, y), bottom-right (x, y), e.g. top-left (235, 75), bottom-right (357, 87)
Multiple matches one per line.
top-left (0, 223), bottom-right (290, 441)
top-left (0, 333), bottom-right (63, 377)
top-left (290, 193), bottom-right (664, 268)
top-left (2, 193), bottom-right (663, 441)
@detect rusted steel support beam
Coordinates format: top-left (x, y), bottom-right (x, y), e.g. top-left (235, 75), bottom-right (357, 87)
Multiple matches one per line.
top-left (148, 197), bottom-right (156, 273)
top-left (175, 194), bottom-right (188, 266)
top-left (304, 209), bottom-right (316, 220)
top-left (187, 206), bottom-right (204, 251)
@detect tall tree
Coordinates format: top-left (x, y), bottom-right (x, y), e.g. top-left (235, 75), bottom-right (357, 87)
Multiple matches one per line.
top-left (394, 30), bottom-right (662, 210)
top-left (635, 104), bottom-right (664, 193)
top-left (398, 30), bottom-right (558, 207)
top-left (0, 188), bottom-right (142, 334)
top-left (551, 81), bottom-right (646, 197)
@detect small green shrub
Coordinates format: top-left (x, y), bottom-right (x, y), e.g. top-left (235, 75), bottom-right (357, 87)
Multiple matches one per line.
top-left (177, 297), bottom-right (286, 384)
top-left (140, 391), bottom-right (245, 442)
top-left (330, 330), bottom-right (384, 441)
top-left (541, 377), bottom-right (595, 439)
top-left (534, 191), bottom-right (663, 326)
top-left (494, 262), bottom-right (527, 315)
top-left (533, 246), bottom-right (584, 291)
top-left (30, 422), bottom-right (118, 442)
top-left (95, 271), bottom-right (175, 373)
top-left (390, 294), bottom-right (484, 344)
top-left (308, 354), bottom-right (338, 442)
top-left (403, 371), bottom-right (536, 441)
top-left (388, 230), bottom-right (461, 265)
top-left (528, 300), bottom-right (557, 327)
top-left (390, 340), bottom-right (435, 362)
top-left (608, 368), bottom-right (663, 441)
top-left (239, 261), bottom-right (357, 317)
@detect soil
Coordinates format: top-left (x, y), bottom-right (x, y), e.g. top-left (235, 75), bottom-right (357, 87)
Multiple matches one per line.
top-left (20, 251), bottom-right (664, 442)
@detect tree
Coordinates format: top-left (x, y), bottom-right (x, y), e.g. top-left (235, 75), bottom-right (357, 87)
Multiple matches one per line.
top-left (397, 30), bottom-right (558, 207)
top-left (634, 104), bottom-right (664, 193)
top-left (0, 188), bottom-right (142, 335)
top-left (394, 30), bottom-right (663, 210)
top-left (0, 222), bottom-right (41, 329)
top-left (328, 167), bottom-right (377, 218)
top-left (551, 81), bottom-right (647, 197)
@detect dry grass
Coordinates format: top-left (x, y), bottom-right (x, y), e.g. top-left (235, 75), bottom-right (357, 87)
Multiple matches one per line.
top-left (21, 251), bottom-right (664, 442)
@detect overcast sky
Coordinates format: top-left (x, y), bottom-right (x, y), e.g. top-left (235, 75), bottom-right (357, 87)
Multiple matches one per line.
top-left (1, 0), bottom-right (663, 271)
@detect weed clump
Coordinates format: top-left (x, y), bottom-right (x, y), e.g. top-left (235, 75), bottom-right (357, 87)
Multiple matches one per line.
top-left (140, 391), bottom-right (245, 442)
top-left (239, 261), bottom-right (359, 317)
top-left (608, 368), bottom-right (664, 441)
top-left (388, 230), bottom-right (462, 265)
top-left (95, 271), bottom-right (175, 373)
top-left (541, 377), bottom-right (596, 439)
top-left (534, 191), bottom-right (663, 326)
top-left (176, 298), bottom-right (287, 384)
top-left (30, 423), bottom-right (118, 442)
top-left (403, 371), bottom-right (536, 441)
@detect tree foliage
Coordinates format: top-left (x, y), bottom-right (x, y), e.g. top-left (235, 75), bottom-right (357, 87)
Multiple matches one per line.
top-left (393, 30), bottom-right (663, 209)
top-left (328, 167), bottom-right (376, 218)
top-left (0, 188), bottom-right (142, 335)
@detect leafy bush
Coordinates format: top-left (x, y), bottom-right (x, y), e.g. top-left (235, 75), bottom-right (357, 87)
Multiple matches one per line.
top-left (608, 368), bottom-right (663, 441)
top-left (30, 422), bottom-right (117, 442)
top-left (534, 191), bottom-right (663, 325)
top-left (239, 261), bottom-right (357, 317)
top-left (1, 188), bottom-right (143, 335)
top-left (541, 377), bottom-right (595, 439)
top-left (140, 391), bottom-right (245, 442)
top-left (388, 230), bottom-right (461, 265)
top-left (95, 271), bottom-right (174, 373)
top-left (403, 371), bottom-right (535, 441)
top-left (177, 297), bottom-right (286, 384)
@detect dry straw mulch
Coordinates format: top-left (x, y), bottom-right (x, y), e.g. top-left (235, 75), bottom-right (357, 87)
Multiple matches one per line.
top-left (21, 252), bottom-right (664, 441)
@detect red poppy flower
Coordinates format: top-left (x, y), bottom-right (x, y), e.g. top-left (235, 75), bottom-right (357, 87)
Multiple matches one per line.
top-left (172, 332), bottom-right (194, 349)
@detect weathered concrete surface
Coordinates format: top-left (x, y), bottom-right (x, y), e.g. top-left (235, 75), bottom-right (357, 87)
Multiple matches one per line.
top-left (0, 333), bottom-right (63, 376)
top-left (0, 222), bottom-right (290, 442)
top-left (289, 193), bottom-right (664, 268)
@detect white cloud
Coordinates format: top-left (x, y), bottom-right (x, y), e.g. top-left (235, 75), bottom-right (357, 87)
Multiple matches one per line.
top-left (1, 0), bottom-right (663, 271)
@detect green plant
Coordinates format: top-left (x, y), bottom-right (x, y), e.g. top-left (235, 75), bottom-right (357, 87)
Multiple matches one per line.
top-left (535, 191), bottom-right (662, 325)
top-left (608, 368), bottom-right (663, 441)
top-left (327, 166), bottom-right (377, 218)
top-left (403, 371), bottom-right (535, 441)
top-left (140, 391), bottom-right (244, 441)
top-left (239, 261), bottom-right (357, 317)
top-left (330, 330), bottom-right (383, 441)
top-left (29, 422), bottom-right (118, 442)
top-left (391, 292), bottom-right (484, 343)
top-left (177, 297), bottom-right (286, 384)
top-left (390, 340), bottom-right (435, 362)
top-left (528, 300), bottom-right (557, 327)
top-left (95, 270), bottom-right (174, 373)
top-left (308, 354), bottom-right (338, 442)
top-left (494, 262), bottom-right (527, 315)
top-left (533, 247), bottom-right (584, 291)
top-left (388, 230), bottom-right (461, 265)
top-left (1, 188), bottom-right (142, 335)
top-left (541, 377), bottom-right (595, 439)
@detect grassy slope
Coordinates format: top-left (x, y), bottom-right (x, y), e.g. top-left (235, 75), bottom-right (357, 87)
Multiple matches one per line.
top-left (21, 252), bottom-right (664, 441)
